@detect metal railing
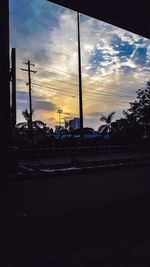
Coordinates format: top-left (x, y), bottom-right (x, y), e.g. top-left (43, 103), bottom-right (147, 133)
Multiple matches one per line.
top-left (19, 144), bottom-right (150, 159)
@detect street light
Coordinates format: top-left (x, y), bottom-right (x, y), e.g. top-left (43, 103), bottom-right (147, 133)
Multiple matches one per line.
top-left (57, 109), bottom-right (63, 127)
top-left (57, 109), bottom-right (63, 138)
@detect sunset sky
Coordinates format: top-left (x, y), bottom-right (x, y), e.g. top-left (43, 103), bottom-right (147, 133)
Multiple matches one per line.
top-left (9, 0), bottom-right (150, 130)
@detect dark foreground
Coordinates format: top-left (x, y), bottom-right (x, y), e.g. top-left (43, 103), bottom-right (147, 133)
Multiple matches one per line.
top-left (2, 165), bottom-right (150, 266)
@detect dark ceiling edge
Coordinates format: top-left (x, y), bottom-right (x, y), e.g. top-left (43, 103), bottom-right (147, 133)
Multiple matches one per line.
top-left (47, 0), bottom-right (150, 40)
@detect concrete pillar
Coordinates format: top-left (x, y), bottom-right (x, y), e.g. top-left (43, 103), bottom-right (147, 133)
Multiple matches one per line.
top-left (0, 0), bottom-right (10, 142)
top-left (0, 1), bottom-right (18, 175)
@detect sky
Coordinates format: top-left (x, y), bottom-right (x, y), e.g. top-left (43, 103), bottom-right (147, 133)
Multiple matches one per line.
top-left (9, 0), bottom-right (150, 130)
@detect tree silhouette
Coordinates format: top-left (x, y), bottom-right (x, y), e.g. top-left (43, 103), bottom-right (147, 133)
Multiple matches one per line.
top-left (124, 81), bottom-right (150, 138)
top-left (32, 120), bottom-right (46, 129)
top-left (22, 108), bottom-right (34, 129)
top-left (64, 119), bottom-right (70, 131)
top-left (98, 111), bottom-right (116, 134)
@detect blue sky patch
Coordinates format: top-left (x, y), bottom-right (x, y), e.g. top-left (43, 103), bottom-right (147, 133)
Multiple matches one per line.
top-left (111, 34), bottom-right (135, 58)
top-left (10, 0), bottom-right (150, 128)
top-left (89, 48), bottom-right (104, 72)
top-left (132, 47), bottom-right (147, 65)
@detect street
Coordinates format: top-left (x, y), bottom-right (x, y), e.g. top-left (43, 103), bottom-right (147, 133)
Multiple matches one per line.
top-left (2, 165), bottom-right (150, 266)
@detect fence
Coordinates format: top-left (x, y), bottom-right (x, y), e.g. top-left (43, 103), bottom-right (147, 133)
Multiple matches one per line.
top-left (19, 144), bottom-right (150, 159)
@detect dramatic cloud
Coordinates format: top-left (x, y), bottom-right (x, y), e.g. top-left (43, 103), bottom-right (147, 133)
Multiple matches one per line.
top-left (33, 100), bottom-right (56, 111)
top-left (10, 0), bottom-right (150, 128)
top-left (16, 90), bottom-right (57, 118)
top-left (16, 91), bottom-right (29, 102)
top-left (87, 112), bottom-right (103, 118)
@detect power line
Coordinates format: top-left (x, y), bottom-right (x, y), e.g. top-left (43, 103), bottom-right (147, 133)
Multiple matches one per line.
top-left (17, 75), bottom-right (136, 100)
top-left (16, 60), bottom-right (147, 101)
top-left (34, 75), bottom-right (79, 88)
top-left (35, 63), bottom-right (78, 77)
top-left (17, 82), bottom-right (76, 98)
top-left (27, 59), bottom-right (147, 87)
top-left (16, 57), bottom-right (147, 93)
top-left (16, 62), bottom-right (79, 83)
top-left (31, 82), bottom-right (129, 104)
top-left (26, 68), bottom-right (136, 98)
top-left (16, 66), bottom-right (138, 100)
top-left (32, 82), bottom-right (77, 96)
top-left (32, 74), bottom-right (145, 98)
top-left (17, 80), bottom-right (130, 107)
top-left (31, 63), bottom-right (147, 94)
top-left (10, 0), bottom-right (34, 15)
top-left (31, 78), bottom-right (135, 99)
top-left (34, 75), bottom-right (135, 96)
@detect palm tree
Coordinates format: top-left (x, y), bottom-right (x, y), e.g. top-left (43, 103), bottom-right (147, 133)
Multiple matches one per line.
top-left (64, 120), bottom-right (70, 131)
top-left (98, 111), bottom-right (116, 134)
top-left (32, 120), bottom-right (47, 135)
top-left (22, 109), bottom-right (29, 121)
top-left (32, 120), bottom-right (46, 129)
top-left (22, 108), bottom-right (34, 129)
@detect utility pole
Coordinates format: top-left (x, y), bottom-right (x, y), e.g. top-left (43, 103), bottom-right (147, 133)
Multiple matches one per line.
top-left (10, 48), bottom-right (16, 130)
top-left (77, 12), bottom-right (84, 136)
top-left (20, 61), bottom-right (37, 146)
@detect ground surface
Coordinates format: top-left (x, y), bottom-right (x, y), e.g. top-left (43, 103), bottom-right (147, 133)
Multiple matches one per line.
top-left (2, 165), bottom-right (150, 266)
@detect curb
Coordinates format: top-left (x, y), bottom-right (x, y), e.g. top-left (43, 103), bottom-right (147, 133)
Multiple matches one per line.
top-left (4, 157), bottom-right (150, 184)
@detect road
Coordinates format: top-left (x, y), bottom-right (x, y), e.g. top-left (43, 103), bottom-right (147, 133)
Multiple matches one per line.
top-left (2, 165), bottom-right (150, 266)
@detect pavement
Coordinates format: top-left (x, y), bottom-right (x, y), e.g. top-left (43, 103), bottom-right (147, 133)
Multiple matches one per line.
top-left (2, 150), bottom-right (149, 184)
top-left (2, 152), bottom-right (150, 266)
top-left (19, 150), bottom-right (150, 168)
top-left (2, 165), bottom-right (150, 266)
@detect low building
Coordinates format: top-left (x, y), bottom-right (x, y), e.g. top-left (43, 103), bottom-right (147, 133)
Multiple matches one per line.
top-left (69, 118), bottom-right (80, 130)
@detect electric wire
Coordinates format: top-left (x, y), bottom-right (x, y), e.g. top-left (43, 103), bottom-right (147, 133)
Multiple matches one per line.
top-left (16, 65), bottom-right (137, 99)
top-left (31, 82), bottom-right (130, 104)
top-left (16, 70), bottom-right (138, 102)
top-left (17, 74), bottom-right (134, 101)
top-left (10, 0), bottom-right (34, 15)
top-left (16, 58), bottom-right (147, 94)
